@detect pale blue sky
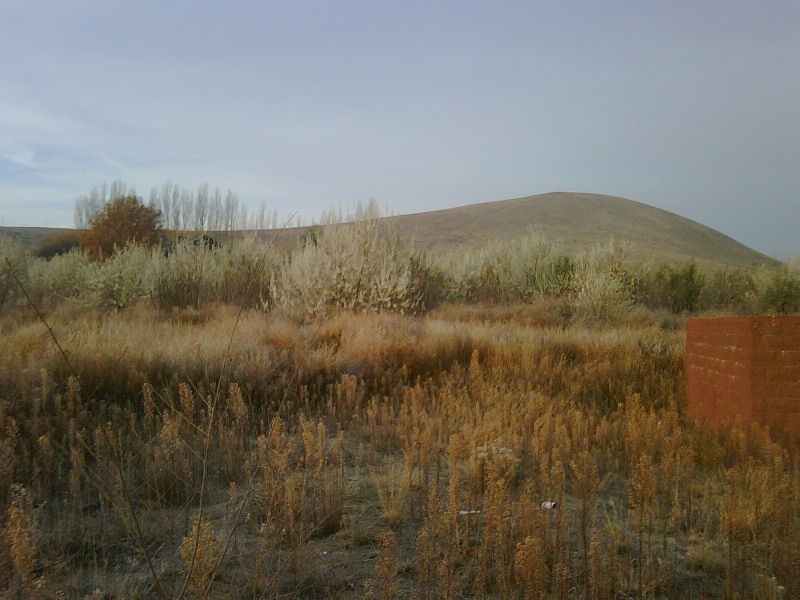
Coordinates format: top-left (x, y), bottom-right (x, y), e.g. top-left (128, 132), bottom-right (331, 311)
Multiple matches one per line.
top-left (1, 1), bottom-right (798, 257)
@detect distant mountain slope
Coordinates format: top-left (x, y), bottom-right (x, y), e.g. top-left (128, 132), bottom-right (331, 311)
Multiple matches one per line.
top-left (1, 192), bottom-right (778, 268)
top-left (0, 227), bottom-right (66, 249)
top-left (384, 192), bottom-right (777, 268)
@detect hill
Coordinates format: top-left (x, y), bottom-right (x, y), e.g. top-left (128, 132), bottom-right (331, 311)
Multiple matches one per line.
top-left (383, 192), bottom-right (776, 268)
top-left (0, 226), bottom-right (69, 249)
top-left (1, 192), bottom-right (778, 268)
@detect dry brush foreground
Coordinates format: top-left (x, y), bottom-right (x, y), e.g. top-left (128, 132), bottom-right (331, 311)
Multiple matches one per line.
top-left (0, 301), bottom-right (797, 599)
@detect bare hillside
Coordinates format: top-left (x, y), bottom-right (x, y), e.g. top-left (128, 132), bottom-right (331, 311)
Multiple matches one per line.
top-left (385, 192), bottom-right (776, 268)
top-left (1, 192), bottom-right (777, 268)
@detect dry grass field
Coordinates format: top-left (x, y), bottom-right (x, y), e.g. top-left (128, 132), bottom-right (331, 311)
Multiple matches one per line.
top-left (0, 303), bottom-right (798, 599)
top-left (0, 215), bottom-right (798, 599)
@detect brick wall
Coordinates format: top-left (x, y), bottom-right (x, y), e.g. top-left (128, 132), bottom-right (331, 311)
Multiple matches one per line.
top-left (686, 316), bottom-right (800, 437)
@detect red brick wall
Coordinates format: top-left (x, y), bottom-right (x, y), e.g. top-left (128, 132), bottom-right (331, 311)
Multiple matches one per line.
top-left (686, 316), bottom-right (800, 437)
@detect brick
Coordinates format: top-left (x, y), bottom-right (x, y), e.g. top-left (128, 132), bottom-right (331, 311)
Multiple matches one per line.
top-left (689, 347), bottom-right (750, 364)
top-left (750, 350), bottom-right (800, 367)
top-left (753, 395), bottom-right (800, 413)
top-left (751, 364), bottom-right (800, 381)
top-left (686, 316), bottom-right (800, 439)
top-left (689, 316), bottom-right (749, 329)
top-left (693, 332), bottom-right (752, 348)
top-left (752, 382), bottom-right (800, 397)
top-left (752, 318), bottom-right (800, 336)
top-left (757, 334), bottom-right (800, 350)
top-left (687, 355), bottom-right (732, 373)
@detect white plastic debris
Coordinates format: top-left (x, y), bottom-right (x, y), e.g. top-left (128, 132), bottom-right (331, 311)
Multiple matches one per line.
top-left (541, 501), bottom-right (558, 510)
top-left (475, 445), bottom-right (514, 460)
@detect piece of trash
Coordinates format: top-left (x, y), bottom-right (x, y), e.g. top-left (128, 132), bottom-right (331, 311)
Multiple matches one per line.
top-left (459, 510), bottom-right (481, 516)
top-left (541, 501), bottom-right (558, 510)
top-left (475, 445), bottom-right (514, 460)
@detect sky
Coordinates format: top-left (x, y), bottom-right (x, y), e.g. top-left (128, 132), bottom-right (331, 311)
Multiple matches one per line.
top-left (1, 1), bottom-right (798, 258)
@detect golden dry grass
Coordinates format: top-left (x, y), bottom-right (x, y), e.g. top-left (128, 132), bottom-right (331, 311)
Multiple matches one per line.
top-left (0, 300), bottom-right (797, 598)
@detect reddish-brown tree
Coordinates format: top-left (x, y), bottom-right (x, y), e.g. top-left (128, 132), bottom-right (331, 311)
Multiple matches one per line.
top-left (80, 195), bottom-right (163, 259)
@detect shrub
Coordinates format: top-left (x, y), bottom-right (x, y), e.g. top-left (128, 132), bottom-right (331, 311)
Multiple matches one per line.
top-left (271, 217), bottom-right (423, 319)
top-left (154, 236), bottom-right (278, 309)
top-left (0, 238), bottom-right (30, 310)
top-left (760, 267), bottom-right (800, 314)
top-left (442, 228), bottom-right (573, 303)
top-left (4, 234), bottom-right (280, 312)
top-left (26, 250), bottom-right (91, 307)
top-left (452, 260), bottom-right (502, 303)
top-left (180, 514), bottom-right (223, 597)
top-left (81, 244), bottom-right (159, 309)
top-left (698, 268), bottom-right (757, 313)
top-left (571, 241), bottom-right (637, 319)
top-left (643, 262), bottom-right (705, 314)
top-left (80, 195), bottom-right (163, 259)
top-left (409, 254), bottom-right (449, 310)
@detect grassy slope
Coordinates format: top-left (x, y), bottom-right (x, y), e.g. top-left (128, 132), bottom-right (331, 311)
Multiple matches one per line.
top-left (387, 192), bottom-right (777, 268)
top-left (0, 226), bottom-right (68, 248)
top-left (1, 192), bottom-right (778, 268)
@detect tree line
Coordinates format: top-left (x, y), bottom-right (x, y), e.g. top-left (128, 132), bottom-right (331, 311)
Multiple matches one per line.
top-left (74, 180), bottom-right (288, 232)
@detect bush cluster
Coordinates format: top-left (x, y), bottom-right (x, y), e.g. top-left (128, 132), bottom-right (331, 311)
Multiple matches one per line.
top-left (637, 263), bottom-right (800, 315)
top-left (439, 229), bottom-right (640, 319)
top-left (442, 229), bottom-right (574, 302)
top-left (271, 218), bottom-right (425, 319)
top-left (2, 218), bottom-right (798, 318)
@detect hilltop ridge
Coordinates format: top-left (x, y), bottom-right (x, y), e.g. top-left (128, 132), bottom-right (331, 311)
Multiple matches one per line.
top-left (1, 192), bottom-right (777, 268)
